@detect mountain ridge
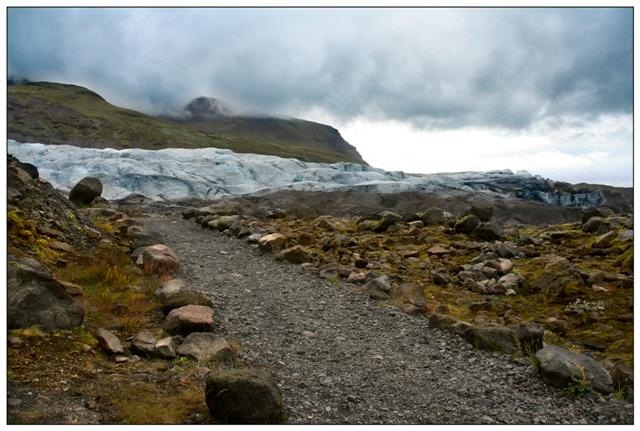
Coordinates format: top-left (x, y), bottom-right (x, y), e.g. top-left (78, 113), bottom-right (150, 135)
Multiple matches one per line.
top-left (7, 81), bottom-right (367, 164)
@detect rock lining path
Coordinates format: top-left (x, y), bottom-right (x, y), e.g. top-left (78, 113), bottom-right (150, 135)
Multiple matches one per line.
top-left (141, 209), bottom-right (633, 425)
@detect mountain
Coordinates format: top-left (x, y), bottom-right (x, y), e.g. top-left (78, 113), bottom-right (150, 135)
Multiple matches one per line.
top-left (161, 97), bottom-right (366, 165)
top-left (7, 82), bottom-right (366, 164)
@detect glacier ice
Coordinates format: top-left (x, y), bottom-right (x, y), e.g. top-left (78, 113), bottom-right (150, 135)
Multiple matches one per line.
top-left (7, 140), bottom-right (604, 208)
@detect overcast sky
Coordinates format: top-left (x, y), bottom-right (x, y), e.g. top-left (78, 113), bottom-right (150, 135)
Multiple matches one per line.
top-left (7, 7), bottom-right (633, 186)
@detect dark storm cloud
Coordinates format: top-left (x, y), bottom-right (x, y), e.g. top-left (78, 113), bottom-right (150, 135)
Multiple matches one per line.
top-left (8, 7), bottom-right (632, 129)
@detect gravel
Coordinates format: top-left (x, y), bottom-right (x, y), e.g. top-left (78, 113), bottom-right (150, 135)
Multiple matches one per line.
top-left (141, 209), bottom-right (633, 425)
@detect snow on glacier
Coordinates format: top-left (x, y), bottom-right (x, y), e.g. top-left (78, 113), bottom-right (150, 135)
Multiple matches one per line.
top-left (8, 140), bottom-right (543, 201)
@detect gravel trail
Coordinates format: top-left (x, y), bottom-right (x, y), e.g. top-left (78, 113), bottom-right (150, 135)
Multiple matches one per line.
top-left (141, 209), bottom-right (633, 425)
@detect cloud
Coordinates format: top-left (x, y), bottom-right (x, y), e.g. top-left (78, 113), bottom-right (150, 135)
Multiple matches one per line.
top-left (8, 7), bottom-right (632, 129)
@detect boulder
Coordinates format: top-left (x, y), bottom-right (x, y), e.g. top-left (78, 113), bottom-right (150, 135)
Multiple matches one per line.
top-left (535, 344), bottom-right (613, 394)
top-left (474, 222), bottom-right (503, 241)
top-left (465, 203), bottom-right (494, 222)
top-left (142, 244), bottom-right (181, 278)
top-left (95, 328), bottom-right (124, 354)
top-left (462, 325), bottom-right (518, 354)
top-left (164, 304), bottom-right (215, 335)
top-left (392, 282), bottom-right (426, 312)
top-left (160, 290), bottom-right (214, 315)
top-left (8, 259), bottom-right (84, 330)
top-left (517, 321), bottom-right (544, 354)
top-left (609, 360), bottom-right (633, 390)
top-left (69, 176), bottom-right (103, 205)
top-left (129, 229), bottom-right (165, 252)
top-left (454, 214), bottom-right (480, 234)
top-left (277, 245), bottom-right (312, 264)
top-left (155, 337), bottom-right (177, 359)
top-left (178, 333), bottom-right (235, 364)
top-left (205, 368), bottom-right (287, 424)
top-left (581, 207), bottom-right (606, 224)
top-left (131, 330), bottom-right (157, 356)
top-left (427, 245), bottom-right (450, 255)
top-left (365, 275), bottom-right (392, 300)
top-left (258, 233), bottom-right (288, 254)
top-left (373, 211), bottom-right (402, 233)
top-left (155, 278), bottom-right (191, 303)
top-left (592, 230), bottom-right (617, 249)
top-left (417, 206), bottom-right (446, 226)
top-left (582, 217), bottom-right (611, 234)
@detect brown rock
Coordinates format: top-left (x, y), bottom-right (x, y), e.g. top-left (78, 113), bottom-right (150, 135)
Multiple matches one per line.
top-left (258, 233), bottom-right (288, 254)
top-left (142, 244), bottom-right (181, 277)
top-left (164, 305), bottom-right (215, 335)
top-left (95, 328), bottom-right (124, 354)
top-left (427, 245), bottom-right (450, 255)
top-left (277, 245), bottom-right (312, 264)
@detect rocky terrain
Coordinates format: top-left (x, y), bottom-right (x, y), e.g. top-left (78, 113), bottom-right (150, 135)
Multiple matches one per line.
top-left (6, 153), bottom-right (634, 425)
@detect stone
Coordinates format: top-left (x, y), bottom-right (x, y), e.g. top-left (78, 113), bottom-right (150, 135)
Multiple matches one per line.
top-left (95, 328), bottom-right (124, 354)
top-left (209, 215), bottom-right (240, 231)
top-left (462, 325), bottom-right (518, 354)
top-left (427, 245), bottom-right (450, 255)
top-left (581, 207), bottom-right (606, 224)
top-left (497, 258), bottom-right (514, 275)
top-left (48, 241), bottom-right (74, 253)
top-left (545, 317), bottom-right (569, 336)
top-left (609, 360), bottom-right (633, 390)
top-left (277, 245), bottom-right (312, 264)
top-left (155, 278), bottom-right (190, 303)
top-left (155, 337), bottom-right (177, 359)
top-left (160, 290), bottom-right (214, 315)
top-left (497, 243), bottom-right (519, 259)
top-left (164, 305), bottom-right (215, 335)
top-left (142, 244), bottom-right (181, 277)
top-left (246, 233), bottom-right (263, 244)
top-left (346, 271), bottom-right (367, 283)
top-left (582, 217), bottom-right (611, 234)
top-left (535, 344), bottom-right (613, 394)
top-left (365, 275), bottom-right (392, 300)
top-left (465, 203), bottom-right (494, 222)
top-left (391, 283), bottom-right (426, 311)
top-left (373, 211), bottom-right (402, 233)
top-left (432, 271), bottom-right (452, 285)
top-left (258, 233), bottom-right (288, 254)
top-left (418, 206), bottom-right (446, 226)
top-left (205, 368), bottom-right (287, 424)
top-left (354, 255), bottom-right (368, 268)
top-left (131, 330), bottom-right (157, 356)
top-left (129, 229), bottom-right (165, 251)
top-left (69, 176), bottom-right (103, 205)
top-left (297, 232), bottom-right (314, 246)
top-left (8, 259), bottom-right (84, 331)
top-left (593, 230), bottom-right (617, 248)
top-left (474, 222), bottom-right (503, 241)
top-left (517, 321), bottom-right (544, 354)
top-left (496, 273), bottom-right (521, 291)
top-left (454, 214), bottom-right (480, 234)
top-left (177, 333), bottom-right (233, 363)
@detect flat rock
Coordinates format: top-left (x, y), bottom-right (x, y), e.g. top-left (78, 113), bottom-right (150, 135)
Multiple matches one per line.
top-left (142, 244), bottom-right (181, 277)
top-left (155, 336), bottom-right (177, 358)
top-left (131, 330), bottom-right (157, 356)
top-left (177, 332), bottom-right (234, 363)
top-left (164, 304), bottom-right (215, 335)
top-left (95, 328), bottom-right (124, 354)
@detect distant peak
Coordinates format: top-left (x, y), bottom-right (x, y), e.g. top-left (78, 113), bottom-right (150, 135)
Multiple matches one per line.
top-left (184, 96), bottom-right (234, 119)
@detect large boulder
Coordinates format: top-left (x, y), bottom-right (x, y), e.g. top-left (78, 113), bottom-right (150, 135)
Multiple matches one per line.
top-left (465, 203), bottom-right (494, 222)
top-left (474, 222), bottom-right (503, 241)
top-left (8, 259), bottom-right (84, 330)
top-left (69, 177), bottom-right (103, 205)
top-left (365, 275), bottom-right (392, 300)
top-left (373, 211), bottom-right (402, 233)
top-left (142, 244), bottom-right (181, 278)
top-left (205, 368), bottom-right (287, 424)
top-left (535, 344), bottom-right (613, 394)
top-left (164, 304), bottom-right (215, 335)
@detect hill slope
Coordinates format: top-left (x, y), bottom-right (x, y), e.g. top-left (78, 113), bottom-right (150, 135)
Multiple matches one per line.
top-left (163, 96), bottom-right (366, 165)
top-left (7, 82), bottom-right (366, 164)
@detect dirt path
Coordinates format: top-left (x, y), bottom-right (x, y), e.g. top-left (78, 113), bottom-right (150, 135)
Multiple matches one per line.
top-left (140, 209), bottom-right (632, 425)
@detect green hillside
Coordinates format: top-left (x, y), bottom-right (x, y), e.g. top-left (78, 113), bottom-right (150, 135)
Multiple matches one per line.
top-left (7, 82), bottom-right (366, 164)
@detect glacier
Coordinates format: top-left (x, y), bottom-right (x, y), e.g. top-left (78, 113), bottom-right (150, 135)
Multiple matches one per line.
top-left (7, 140), bottom-right (604, 207)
